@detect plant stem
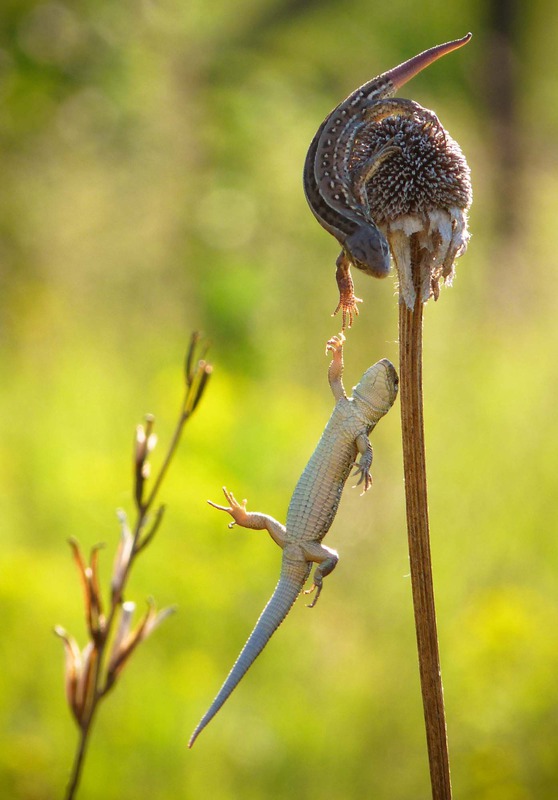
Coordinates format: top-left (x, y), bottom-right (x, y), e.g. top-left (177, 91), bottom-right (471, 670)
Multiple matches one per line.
top-left (65, 719), bottom-right (94, 800)
top-left (141, 408), bottom-right (189, 520)
top-left (62, 344), bottom-right (211, 799)
top-left (398, 238), bottom-right (452, 800)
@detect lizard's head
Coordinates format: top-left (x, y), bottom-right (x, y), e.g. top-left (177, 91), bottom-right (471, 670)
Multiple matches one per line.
top-left (344, 226), bottom-right (391, 278)
top-left (352, 358), bottom-right (399, 417)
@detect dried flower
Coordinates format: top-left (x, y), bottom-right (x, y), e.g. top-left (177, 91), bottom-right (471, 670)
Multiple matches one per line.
top-left (74, 642), bottom-right (97, 724)
top-left (54, 627), bottom-right (82, 722)
top-left (57, 337), bottom-right (212, 800)
top-left (68, 538), bottom-right (105, 639)
top-left (106, 599), bottom-right (175, 689)
top-left (54, 628), bottom-right (98, 725)
top-left (111, 510), bottom-right (134, 599)
top-left (134, 414), bottom-right (157, 508)
top-left (355, 113), bottom-right (472, 307)
top-left (106, 600), bottom-right (136, 683)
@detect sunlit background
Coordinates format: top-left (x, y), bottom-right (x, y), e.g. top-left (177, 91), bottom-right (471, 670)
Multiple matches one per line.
top-left (2, 0), bottom-right (558, 797)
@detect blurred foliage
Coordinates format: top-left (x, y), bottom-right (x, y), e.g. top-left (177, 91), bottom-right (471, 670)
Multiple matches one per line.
top-left (1, 0), bottom-right (558, 798)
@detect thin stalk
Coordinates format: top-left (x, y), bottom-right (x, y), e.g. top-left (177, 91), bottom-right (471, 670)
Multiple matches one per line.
top-left (63, 409), bottom-right (187, 799)
top-left (398, 237), bottom-right (451, 800)
top-left (140, 407), bottom-right (191, 520)
top-left (62, 341), bottom-right (211, 800)
top-left (64, 715), bottom-right (96, 800)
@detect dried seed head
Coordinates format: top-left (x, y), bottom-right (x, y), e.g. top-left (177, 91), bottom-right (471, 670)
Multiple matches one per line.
top-left (112, 509), bottom-right (134, 599)
top-left (105, 599), bottom-right (176, 690)
top-left (68, 538), bottom-right (105, 639)
top-left (54, 626), bottom-right (82, 722)
top-left (74, 642), bottom-right (97, 723)
top-left (106, 600), bottom-right (136, 682)
top-left (355, 113), bottom-right (472, 307)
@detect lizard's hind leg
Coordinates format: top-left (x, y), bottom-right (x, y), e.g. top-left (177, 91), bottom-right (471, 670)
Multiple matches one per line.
top-left (301, 542), bottom-right (339, 608)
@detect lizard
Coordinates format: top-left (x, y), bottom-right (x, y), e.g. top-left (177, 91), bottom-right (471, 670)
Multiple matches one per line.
top-left (303, 33), bottom-right (472, 328)
top-left (188, 334), bottom-right (398, 747)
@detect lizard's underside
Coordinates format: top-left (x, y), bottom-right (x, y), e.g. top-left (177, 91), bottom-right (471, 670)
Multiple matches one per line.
top-left (188, 335), bottom-right (398, 747)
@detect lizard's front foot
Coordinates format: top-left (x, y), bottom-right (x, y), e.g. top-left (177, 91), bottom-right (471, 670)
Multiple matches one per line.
top-left (333, 293), bottom-right (362, 330)
top-left (325, 332), bottom-right (345, 356)
top-left (208, 487), bottom-right (250, 529)
top-left (334, 253), bottom-right (362, 330)
top-left (418, 107), bottom-right (445, 142)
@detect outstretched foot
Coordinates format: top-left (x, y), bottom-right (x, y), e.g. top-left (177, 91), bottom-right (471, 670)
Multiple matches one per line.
top-left (325, 331), bottom-right (345, 356)
top-left (326, 331), bottom-right (346, 400)
top-left (334, 253), bottom-right (362, 330)
top-left (208, 487), bottom-right (250, 528)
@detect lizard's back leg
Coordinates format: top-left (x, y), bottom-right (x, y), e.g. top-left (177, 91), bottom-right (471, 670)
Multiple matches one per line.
top-left (300, 542), bottom-right (339, 608)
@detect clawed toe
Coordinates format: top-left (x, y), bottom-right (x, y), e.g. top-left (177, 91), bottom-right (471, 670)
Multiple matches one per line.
top-left (304, 583), bottom-right (322, 608)
top-left (325, 332), bottom-right (345, 355)
top-left (332, 296), bottom-right (362, 330)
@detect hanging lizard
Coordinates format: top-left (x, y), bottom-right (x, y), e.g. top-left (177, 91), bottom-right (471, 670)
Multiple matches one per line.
top-left (188, 334), bottom-right (398, 747)
top-left (303, 33), bottom-right (472, 327)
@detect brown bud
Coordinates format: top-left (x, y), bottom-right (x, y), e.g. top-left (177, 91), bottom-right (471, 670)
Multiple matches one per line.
top-left (112, 510), bottom-right (134, 599)
top-left (87, 544), bottom-right (105, 637)
top-left (54, 626), bottom-right (82, 723)
top-left (68, 538), bottom-right (105, 639)
top-left (54, 627), bottom-right (99, 725)
top-left (134, 415), bottom-right (157, 508)
top-left (74, 642), bottom-right (97, 723)
top-left (106, 600), bottom-right (175, 688)
top-left (106, 600), bottom-right (136, 683)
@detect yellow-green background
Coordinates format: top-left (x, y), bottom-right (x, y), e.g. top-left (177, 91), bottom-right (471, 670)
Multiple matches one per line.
top-left (2, 0), bottom-right (558, 797)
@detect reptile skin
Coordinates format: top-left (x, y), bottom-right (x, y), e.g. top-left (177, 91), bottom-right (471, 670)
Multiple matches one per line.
top-left (303, 33), bottom-right (472, 326)
top-left (189, 335), bottom-right (398, 747)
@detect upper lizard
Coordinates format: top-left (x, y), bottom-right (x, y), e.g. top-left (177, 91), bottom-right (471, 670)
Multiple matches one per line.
top-left (188, 334), bottom-right (398, 747)
top-left (303, 33), bottom-right (472, 327)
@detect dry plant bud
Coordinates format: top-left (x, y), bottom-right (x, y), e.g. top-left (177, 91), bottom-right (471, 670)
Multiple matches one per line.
top-left (68, 538), bottom-right (105, 639)
top-left (106, 600), bottom-right (136, 682)
top-left (112, 510), bottom-right (134, 598)
top-left (87, 545), bottom-right (105, 636)
top-left (54, 627), bottom-right (82, 722)
top-left (54, 627), bottom-right (99, 725)
top-left (134, 415), bottom-right (157, 507)
top-left (357, 112), bottom-right (472, 307)
top-left (106, 599), bottom-right (175, 688)
top-left (74, 642), bottom-right (97, 723)
top-left (191, 362), bottom-right (212, 412)
top-left (185, 331), bottom-right (201, 385)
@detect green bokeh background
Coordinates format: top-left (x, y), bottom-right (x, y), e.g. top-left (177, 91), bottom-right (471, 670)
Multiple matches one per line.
top-left (2, 0), bottom-right (558, 798)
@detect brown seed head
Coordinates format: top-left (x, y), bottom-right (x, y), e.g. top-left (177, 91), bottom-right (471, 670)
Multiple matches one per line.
top-left (355, 113), bottom-right (472, 307)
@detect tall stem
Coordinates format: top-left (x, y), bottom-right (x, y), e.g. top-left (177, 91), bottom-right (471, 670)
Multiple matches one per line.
top-left (398, 239), bottom-right (452, 800)
top-left (65, 719), bottom-right (94, 800)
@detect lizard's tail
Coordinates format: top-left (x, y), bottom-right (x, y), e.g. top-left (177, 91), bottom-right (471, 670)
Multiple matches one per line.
top-left (188, 559), bottom-right (310, 748)
top-left (386, 33), bottom-right (472, 91)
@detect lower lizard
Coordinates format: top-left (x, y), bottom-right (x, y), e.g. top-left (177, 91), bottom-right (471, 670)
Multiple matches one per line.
top-left (188, 334), bottom-right (398, 747)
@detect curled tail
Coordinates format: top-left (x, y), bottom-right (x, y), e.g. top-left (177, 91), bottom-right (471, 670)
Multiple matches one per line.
top-left (188, 558), bottom-right (310, 747)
